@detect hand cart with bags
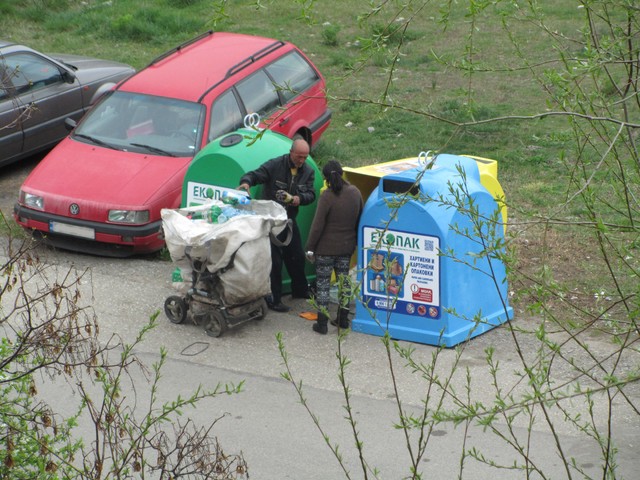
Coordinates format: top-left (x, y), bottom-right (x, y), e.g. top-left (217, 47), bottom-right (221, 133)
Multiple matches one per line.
top-left (161, 196), bottom-right (288, 337)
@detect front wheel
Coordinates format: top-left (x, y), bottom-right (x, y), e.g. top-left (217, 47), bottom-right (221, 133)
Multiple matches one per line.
top-left (203, 310), bottom-right (226, 338)
top-left (164, 296), bottom-right (187, 324)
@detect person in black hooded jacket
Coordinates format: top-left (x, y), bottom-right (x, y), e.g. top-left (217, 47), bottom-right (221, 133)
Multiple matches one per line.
top-left (238, 138), bottom-right (315, 312)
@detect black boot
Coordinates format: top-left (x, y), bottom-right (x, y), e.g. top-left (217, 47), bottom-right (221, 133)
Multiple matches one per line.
top-left (331, 307), bottom-right (350, 329)
top-left (312, 312), bottom-right (328, 334)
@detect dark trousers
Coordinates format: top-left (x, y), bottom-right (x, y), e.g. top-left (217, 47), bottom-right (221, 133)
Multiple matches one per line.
top-left (270, 220), bottom-right (308, 303)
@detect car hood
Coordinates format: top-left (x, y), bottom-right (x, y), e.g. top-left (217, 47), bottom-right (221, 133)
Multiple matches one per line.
top-left (22, 138), bottom-right (191, 218)
top-left (52, 53), bottom-right (135, 83)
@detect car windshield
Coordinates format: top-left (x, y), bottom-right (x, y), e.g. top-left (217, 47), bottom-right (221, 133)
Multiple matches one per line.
top-left (73, 91), bottom-right (205, 157)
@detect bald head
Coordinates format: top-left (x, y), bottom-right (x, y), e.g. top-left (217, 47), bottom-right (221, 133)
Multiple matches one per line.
top-left (290, 138), bottom-right (310, 168)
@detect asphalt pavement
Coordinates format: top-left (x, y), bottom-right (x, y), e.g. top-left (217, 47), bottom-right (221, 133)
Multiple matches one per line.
top-left (4, 244), bottom-right (640, 479)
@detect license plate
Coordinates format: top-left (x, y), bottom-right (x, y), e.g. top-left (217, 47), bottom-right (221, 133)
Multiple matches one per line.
top-left (49, 221), bottom-right (95, 240)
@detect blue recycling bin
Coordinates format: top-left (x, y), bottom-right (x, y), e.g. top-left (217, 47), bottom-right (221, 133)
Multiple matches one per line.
top-left (352, 154), bottom-right (513, 347)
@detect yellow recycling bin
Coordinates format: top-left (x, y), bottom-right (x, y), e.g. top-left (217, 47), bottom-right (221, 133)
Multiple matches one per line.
top-left (344, 152), bottom-right (507, 229)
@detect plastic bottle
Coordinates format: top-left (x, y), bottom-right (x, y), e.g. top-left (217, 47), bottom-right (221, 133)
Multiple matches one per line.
top-left (222, 190), bottom-right (251, 206)
top-left (188, 210), bottom-right (206, 221)
top-left (171, 268), bottom-right (183, 282)
top-left (222, 205), bottom-right (255, 220)
top-left (207, 205), bottom-right (223, 223)
top-left (221, 206), bottom-right (239, 219)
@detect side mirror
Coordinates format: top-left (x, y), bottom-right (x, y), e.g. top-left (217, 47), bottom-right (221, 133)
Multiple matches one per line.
top-left (90, 83), bottom-right (116, 105)
top-left (61, 70), bottom-right (76, 84)
top-left (64, 117), bottom-right (77, 132)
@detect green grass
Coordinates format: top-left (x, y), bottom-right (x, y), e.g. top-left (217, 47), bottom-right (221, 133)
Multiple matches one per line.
top-left (0, 0), bottom-right (581, 222)
top-left (0, 0), bottom-right (606, 196)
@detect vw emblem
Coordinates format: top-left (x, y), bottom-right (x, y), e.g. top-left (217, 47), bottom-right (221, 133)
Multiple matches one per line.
top-left (69, 203), bottom-right (80, 215)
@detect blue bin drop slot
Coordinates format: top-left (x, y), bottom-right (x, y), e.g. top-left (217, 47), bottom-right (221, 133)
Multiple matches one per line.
top-left (352, 154), bottom-right (513, 347)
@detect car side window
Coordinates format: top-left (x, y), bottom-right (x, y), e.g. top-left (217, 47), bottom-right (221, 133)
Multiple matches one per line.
top-left (265, 51), bottom-right (319, 103)
top-left (236, 69), bottom-right (280, 119)
top-left (0, 82), bottom-right (8, 101)
top-left (1, 64), bottom-right (11, 100)
top-left (209, 90), bottom-right (243, 142)
top-left (3, 53), bottom-right (64, 93)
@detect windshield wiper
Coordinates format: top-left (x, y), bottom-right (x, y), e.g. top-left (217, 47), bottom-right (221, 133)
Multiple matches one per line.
top-left (74, 133), bottom-right (119, 150)
top-left (130, 143), bottom-right (176, 157)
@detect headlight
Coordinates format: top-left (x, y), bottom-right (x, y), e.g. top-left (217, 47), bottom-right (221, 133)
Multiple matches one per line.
top-left (108, 210), bottom-right (150, 224)
top-left (20, 191), bottom-right (44, 210)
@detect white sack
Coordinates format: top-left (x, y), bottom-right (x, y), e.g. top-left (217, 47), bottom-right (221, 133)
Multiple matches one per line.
top-left (218, 236), bottom-right (273, 304)
top-left (161, 200), bottom-right (287, 304)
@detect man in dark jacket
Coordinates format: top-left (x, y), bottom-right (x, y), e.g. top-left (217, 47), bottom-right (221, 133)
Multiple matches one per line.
top-left (238, 138), bottom-right (315, 312)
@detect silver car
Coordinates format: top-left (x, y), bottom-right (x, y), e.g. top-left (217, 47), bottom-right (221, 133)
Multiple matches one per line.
top-left (0, 41), bottom-right (135, 167)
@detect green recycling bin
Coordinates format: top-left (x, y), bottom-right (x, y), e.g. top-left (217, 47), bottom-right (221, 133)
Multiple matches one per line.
top-left (180, 128), bottom-right (323, 292)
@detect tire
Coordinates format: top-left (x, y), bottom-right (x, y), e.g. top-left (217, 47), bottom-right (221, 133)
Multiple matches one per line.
top-left (255, 298), bottom-right (268, 321)
top-left (164, 296), bottom-right (187, 324)
top-left (292, 130), bottom-right (311, 146)
top-left (203, 310), bottom-right (226, 338)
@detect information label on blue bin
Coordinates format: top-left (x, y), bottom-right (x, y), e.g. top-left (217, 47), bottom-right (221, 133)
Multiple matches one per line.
top-left (362, 226), bottom-right (441, 319)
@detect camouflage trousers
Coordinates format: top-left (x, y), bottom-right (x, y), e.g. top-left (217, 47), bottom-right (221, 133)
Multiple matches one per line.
top-left (314, 254), bottom-right (351, 312)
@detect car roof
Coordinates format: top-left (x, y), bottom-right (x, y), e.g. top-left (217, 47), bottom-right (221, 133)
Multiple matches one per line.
top-left (118, 31), bottom-right (295, 102)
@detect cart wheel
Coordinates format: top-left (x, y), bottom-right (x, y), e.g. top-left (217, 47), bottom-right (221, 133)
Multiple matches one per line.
top-left (204, 310), bottom-right (226, 338)
top-left (256, 299), bottom-right (268, 320)
top-left (164, 296), bottom-right (187, 324)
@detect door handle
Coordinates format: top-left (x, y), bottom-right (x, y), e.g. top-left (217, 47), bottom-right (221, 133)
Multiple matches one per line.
top-left (19, 104), bottom-right (35, 121)
top-left (20, 102), bottom-right (37, 112)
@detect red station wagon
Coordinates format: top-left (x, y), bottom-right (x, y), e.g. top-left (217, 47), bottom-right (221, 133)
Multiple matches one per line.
top-left (14, 31), bottom-right (331, 256)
